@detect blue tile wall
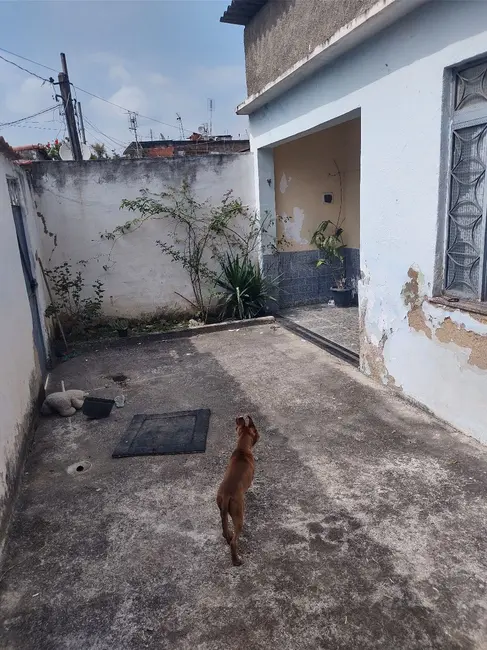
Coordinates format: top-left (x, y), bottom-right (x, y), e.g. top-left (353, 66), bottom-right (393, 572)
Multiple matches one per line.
top-left (263, 247), bottom-right (360, 309)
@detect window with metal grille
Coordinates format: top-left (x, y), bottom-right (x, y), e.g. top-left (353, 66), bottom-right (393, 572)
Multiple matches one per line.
top-left (445, 59), bottom-right (487, 301)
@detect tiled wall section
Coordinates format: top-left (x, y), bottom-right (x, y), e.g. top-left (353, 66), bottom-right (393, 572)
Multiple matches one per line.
top-left (263, 248), bottom-right (360, 309)
top-left (344, 247), bottom-right (360, 306)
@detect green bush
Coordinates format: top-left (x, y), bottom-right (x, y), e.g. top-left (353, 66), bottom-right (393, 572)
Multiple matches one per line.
top-left (215, 254), bottom-right (276, 320)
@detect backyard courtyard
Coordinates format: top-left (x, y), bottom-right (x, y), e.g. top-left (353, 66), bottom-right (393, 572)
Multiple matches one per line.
top-left (1, 323), bottom-right (487, 649)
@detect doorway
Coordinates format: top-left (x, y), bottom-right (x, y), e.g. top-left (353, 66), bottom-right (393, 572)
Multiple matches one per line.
top-left (270, 117), bottom-right (361, 361)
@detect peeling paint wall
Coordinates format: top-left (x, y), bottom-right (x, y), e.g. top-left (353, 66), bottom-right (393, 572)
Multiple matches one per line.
top-left (362, 263), bottom-right (487, 442)
top-left (249, 2), bottom-right (487, 442)
top-left (274, 119), bottom-right (360, 251)
top-left (0, 153), bottom-right (48, 542)
top-left (31, 155), bottom-right (255, 318)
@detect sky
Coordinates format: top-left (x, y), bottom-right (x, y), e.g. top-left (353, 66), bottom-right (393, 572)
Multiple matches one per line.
top-left (0, 0), bottom-right (248, 153)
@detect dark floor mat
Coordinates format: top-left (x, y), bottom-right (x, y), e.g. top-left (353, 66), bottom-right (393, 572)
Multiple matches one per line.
top-left (112, 409), bottom-right (211, 458)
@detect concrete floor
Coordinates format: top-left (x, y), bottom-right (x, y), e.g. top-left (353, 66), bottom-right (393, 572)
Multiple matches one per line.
top-left (280, 304), bottom-right (359, 353)
top-left (1, 324), bottom-right (487, 649)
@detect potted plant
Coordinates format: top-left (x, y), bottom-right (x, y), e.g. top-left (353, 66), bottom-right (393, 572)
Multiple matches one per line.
top-left (311, 220), bottom-right (352, 308)
top-left (113, 318), bottom-right (129, 337)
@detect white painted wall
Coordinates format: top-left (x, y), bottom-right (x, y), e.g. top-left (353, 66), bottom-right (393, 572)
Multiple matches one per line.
top-left (32, 155), bottom-right (255, 318)
top-left (0, 152), bottom-right (48, 533)
top-left (249, 1), bottom-right (487, 442)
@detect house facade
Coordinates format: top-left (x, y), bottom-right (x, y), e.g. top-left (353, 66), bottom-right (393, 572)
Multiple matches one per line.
top-left (222, 0), bottom-right (487, 442)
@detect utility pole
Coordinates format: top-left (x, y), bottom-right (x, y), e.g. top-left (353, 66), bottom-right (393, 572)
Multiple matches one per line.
top-left (58, 53), bottom-right (82, 161)
top-left (150, 128), bottom-right (153, 142)
top-left (128, 112), bottom-right (140, 157)
top-left (208, 99), bottom-right (214, 138)
top-left (77, 101), bottom-right (87, 145)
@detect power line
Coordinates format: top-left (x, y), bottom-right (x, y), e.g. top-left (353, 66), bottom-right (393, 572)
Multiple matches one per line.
top-left (0, 53), bottom-right (54, 83)
top-left (0, 46), bottom-right (57, 73)
top-left (0, 106), bottom-right (58, 129)
top-left (84, 117), bottom-right (128, 147)
top-left (74, 84), bottom-right (193, 134)
top-left (84, 127), bottom-right (123, 154)
top-left (0, 45), bottom-right (199, 136)
top-left (3, 124), bottom-right (60, 131)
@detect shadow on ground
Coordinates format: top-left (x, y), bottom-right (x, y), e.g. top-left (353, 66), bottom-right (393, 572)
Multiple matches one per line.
top-left (1, 325), bottom-right (487, 649)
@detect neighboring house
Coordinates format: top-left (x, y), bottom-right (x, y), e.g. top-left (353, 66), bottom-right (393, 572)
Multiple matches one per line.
top-left (12, 144), bottom-right (51, 164)
top-left (123, 136), bottom-right (250, 158)
top-left (221, 0), bottom-right (487, 442)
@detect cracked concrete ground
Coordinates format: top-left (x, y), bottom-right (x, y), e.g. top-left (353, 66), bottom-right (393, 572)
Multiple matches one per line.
top-left (1, 323), bottom-right (487, 649)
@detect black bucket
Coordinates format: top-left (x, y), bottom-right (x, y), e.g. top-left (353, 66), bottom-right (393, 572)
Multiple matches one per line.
top-left (331, 288), bottom-right (353, 308)
top-left (82, 397), bottom-right (115, 419)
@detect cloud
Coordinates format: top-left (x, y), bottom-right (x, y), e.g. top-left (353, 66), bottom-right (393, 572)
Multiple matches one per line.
top-left (109, 64), bottom-right (132, 85)
top-left (4, 76), bottom-right (54, 115)
top-left (0, 50), bottom-right (248, 150)
top-left (147, 72), bottom-right (169, 87)
top-left (195, 64), bottom-right (244, 87)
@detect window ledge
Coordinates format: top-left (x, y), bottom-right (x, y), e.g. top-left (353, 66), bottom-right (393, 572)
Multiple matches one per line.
top-left (429, 296), bottom-right (487, 318)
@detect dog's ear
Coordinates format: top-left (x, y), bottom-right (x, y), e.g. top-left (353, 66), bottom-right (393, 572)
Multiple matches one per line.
top-left (247, 415), bottom-right (256, 430)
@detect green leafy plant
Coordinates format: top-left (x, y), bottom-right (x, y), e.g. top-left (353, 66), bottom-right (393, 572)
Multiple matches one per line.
top-left (105, 182), bottom-right (283, 320)
top-left (44, 261), bottom-right (105, 333)
top-left (45, 139), bottom-right (61, 160)
top-left (311, 219), bottom-right (347, 289)
top-left (311, 219), bottom-right (345, 264)
top-left (215, 254), bottom-right (277, 320)
top-left (310, 159), bottom-right (349, 290)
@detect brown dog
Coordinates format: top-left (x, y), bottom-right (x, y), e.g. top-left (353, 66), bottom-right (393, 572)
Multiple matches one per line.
top-left (216, 416), bottom-right (259, 566)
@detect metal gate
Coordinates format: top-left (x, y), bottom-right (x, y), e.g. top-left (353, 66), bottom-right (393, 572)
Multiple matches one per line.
top-left (7, 178), bottom-right (48, 377)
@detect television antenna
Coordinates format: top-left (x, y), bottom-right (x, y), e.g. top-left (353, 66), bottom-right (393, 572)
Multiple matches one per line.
top-left (128, 111), bottom-right (140, 157)
top-left (176, 113), bottom-right (185, 140)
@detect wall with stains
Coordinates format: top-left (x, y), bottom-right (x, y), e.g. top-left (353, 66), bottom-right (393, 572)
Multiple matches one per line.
top-left (361, 264), bottom-right (487, 442)
top-left (31, 155), bottom-right (255, 318)
top-left (244, 0), bottom-right (377, 96)
top-left (0, 152), bottom-right (48, 544)
top-left (249, 1), bottom-right (487, 441)
top-left (274, 118), bottom-right (360, 251)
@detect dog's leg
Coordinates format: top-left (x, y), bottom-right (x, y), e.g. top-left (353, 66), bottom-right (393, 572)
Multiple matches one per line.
top-left (221, 507), bottom-right (232, 545)
top-left (247, 416), bottom-right (259, 446)
top-left (229, 501), bottom-right (244, 566)
top-left (217, 495), bottom-right (232, 544)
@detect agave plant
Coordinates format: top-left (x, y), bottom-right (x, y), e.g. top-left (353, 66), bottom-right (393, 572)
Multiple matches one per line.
top-left (215, 254), bottom-right (277, 320)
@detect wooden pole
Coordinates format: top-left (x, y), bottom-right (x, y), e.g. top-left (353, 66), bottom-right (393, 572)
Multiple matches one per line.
top-left (58, 53), bottom-right (82, 161)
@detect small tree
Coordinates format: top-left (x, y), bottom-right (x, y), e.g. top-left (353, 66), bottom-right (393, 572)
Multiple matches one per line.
top-left (101, 182), bottom-right (281, 318)
top-left (90, 143), bottom-right (109, 160)
top-left (44, 261), bottom-right (105, 335)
